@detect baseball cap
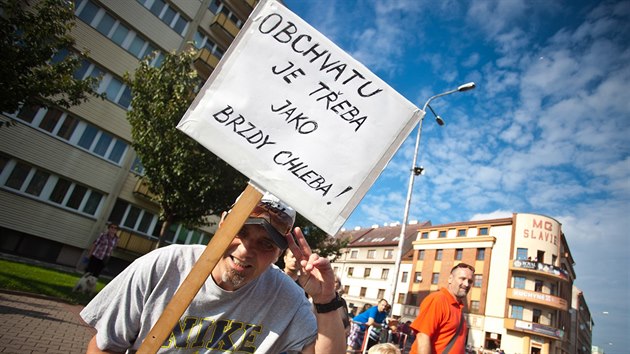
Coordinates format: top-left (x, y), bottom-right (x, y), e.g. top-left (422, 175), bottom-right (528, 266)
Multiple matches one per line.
top-left (242, 192), bottom-right (296, 250)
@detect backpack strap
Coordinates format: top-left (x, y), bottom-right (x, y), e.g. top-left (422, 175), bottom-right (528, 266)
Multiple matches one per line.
top-left (443, 311), bottom-right (464, 354)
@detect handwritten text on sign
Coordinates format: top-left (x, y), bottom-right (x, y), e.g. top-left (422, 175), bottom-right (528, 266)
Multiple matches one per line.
top-left (177, 0), bottom-right (422, 234)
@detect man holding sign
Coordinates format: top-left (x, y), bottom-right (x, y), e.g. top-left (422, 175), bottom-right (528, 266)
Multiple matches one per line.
top-left (81, 192), bottom-right (346, 353)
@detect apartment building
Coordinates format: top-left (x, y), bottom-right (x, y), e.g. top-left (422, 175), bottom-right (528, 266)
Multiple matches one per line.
top-left (0, 0), bottom-right (257, 273)
top-left (333, 212), bottom-right (588, 354)
top-left (570, 287), bottom-right (594, 354)
top-left (332, 221), bottom-right (430, 317)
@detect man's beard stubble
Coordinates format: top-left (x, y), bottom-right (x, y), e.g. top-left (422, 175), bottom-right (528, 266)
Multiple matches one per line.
top-left (222, 269), bottom-right (245, 288)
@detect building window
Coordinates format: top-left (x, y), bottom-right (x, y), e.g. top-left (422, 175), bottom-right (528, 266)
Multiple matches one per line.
top-left (193, 31), bottom-right (225, 59)
top-left (455, 248), bottom-right (463, 260)
top-left (347, 267), bottom-right (354, 276)
top-left (364, 268), bottom-right (371, 278)
top-left (421, 232), bottom-right (429, 239)
top-left (533, 309), bottom-right (542, 323)
top-left (137, 0), bottom-right (190, 36)
top-left (397, 293), bottom-right (405, 304)
top-left (381, 269), bottom-right (389, 280)
top-left (401, 272), bottom-right (408, 283)
top-left (431, 273), bottom-right (439, 284)
top-left (75, 0), bottom-right (163, 64)
top-left (535, 280), bottom-right (543, 292)
top-left (516, 248), bottom-right (528, 260)
top-left (414, 272), bottom-right (422, 283)
top-left (343, 285), bottom-right (349, 294)
top-left (377, 289), bottom-right (385, 299)
top-left (513, 276), bottom-right (526, 289)
top-left (474, 274), bottom-right (483, 287)
top-left (471, 300), bottom-right (480, 314)
top-left (1, 158), bottom-right (104, 216)
top-left (479, 227), bottom-right (489, 235)
top-left (367, 249), bottom-right (376, 259)
top-left (511, 305), bottom-right (523, 320)
top-left (476, 248), bottom-right (485, 260)
top-left (12, 105), bottom-right (129, 165)
top-left (438, 230), bottom-right (446, 238)
top-left (418, 250), bottom-right (425, 260)
top-left (457, 229), bottom-right (466, 237)
top-left (436, 249), bottom-right (443, 260)
top-left (384, 249), bottom-right (394, 259)
top-left (350, 250), bottom-right (358, 259)
top-left (360, 287), bottom-right (367, 297)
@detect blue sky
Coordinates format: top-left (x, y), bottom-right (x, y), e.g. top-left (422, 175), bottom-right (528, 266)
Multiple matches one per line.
top-left (283, 0), bottom-right (629, 351)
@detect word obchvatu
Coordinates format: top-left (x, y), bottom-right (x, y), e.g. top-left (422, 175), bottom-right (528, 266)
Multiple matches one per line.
top-left (258, 13), bottom-right (383, 99)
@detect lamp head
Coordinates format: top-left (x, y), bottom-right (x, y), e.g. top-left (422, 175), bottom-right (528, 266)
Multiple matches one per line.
top-left (457, 82), bottom-right (476, 92)
top-left (435, 116), bottom-right (445, 126)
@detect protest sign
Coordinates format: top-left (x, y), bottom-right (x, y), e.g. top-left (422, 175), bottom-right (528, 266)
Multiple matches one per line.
top-left (178, 0), bottom-right (423, 235)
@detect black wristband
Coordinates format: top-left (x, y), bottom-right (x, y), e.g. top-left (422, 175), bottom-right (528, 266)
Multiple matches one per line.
top-left (314, 292), bottom-right (344, 313)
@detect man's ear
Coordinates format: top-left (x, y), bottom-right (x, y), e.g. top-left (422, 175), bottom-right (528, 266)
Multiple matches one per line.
top-left (219, 211), bottom-right (228, 227)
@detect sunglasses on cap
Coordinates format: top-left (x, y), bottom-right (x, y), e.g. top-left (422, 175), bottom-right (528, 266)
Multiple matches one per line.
top-left (242, 203), bottom-right (294, 249)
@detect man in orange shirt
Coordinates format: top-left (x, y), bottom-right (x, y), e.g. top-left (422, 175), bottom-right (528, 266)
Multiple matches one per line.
top-left (409, 263), bottom-right (475, 354)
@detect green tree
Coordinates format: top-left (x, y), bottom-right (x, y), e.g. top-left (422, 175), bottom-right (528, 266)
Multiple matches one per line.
top-left (0, 0), bottom-right (103, 127)
top-left (126, 49), bottom-right (247, 248)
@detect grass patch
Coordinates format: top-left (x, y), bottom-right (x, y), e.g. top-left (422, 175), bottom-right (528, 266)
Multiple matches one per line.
top-left (0, 259), bottom-right (108, 305)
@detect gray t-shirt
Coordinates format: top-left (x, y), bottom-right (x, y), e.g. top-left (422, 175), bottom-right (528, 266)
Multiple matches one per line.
top-left (81, 244), bottom-right (317, 353)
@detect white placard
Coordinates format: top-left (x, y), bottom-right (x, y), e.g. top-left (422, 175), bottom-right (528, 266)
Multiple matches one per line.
top-left (177, 0), bottom-right (423, 234)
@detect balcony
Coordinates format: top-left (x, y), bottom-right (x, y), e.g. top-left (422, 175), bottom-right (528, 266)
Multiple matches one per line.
top-left (506, 288), bottom-right (568, 311)
top-left (223, 0), bottom-right (257, 18)
top-left (193, 48), bottom-right (221, 79)
top-left (511, 259), bottom-right (570, 281)
top-left (133, 177), bottom-right (157, 201)
top-left (504, 318), bottom-right (564, 340)
top-left (209, 12), bottom-right (240, 47)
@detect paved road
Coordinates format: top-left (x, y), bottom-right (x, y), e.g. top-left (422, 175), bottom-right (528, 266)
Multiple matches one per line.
top-left (0, 290), bottom-right (95, 354)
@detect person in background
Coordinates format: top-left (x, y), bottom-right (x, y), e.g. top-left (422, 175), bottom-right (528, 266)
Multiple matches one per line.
top-left (368, 342), bottom-right (401, 354)
top-left (409, 263), bottom-right (475, 354)
top-left (347, 298), bottom-right (389, 353)
top-left (84, 222), bottom-right (119, 277)
top-left (335, 276), bottom-right (351, 337)
top-left (81, 192), bottom-right (346, 353)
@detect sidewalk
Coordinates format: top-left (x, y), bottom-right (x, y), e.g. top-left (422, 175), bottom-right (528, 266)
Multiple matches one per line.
top-left (0, 290), bottom-right (95, 354)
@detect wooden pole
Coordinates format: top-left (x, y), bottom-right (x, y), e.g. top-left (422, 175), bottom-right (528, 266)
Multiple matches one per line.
top-left (137, 184), bottom-right (262, 353)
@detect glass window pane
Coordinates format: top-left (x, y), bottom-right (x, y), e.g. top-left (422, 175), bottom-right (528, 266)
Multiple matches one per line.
top-left (124, 206), bottom-right (141, 228)
top-left (66, 184), bottom-right (87, 209)
top-left (74, 60), bottom-right (91, 80)
top-left (111, 24), bottom-right (129, 45)
top-left (140, 43), bottom-right (155, 59)
top-left (38, 108), bottom-right (63, 133)
top-left (109, 199), bottom-right (128, 224)
top-left (108, 139), bottom-right (127, 163)
top-left (208, 0), bottom-right (221, 14)
top-left (172, 16), bottom-right (187, 35)
top-left (5, 162), bottom-right (31, 190)
top-left (137, 212), bottom-right (154, 233)
top-left (49, 178), bottom-right (71, 204)
top-left (83, 191), bottom-right (102, 215)
top-left (0, 156), bottom-right (9, 174)
top-left (16, 105), bottom-right (40, 123)
top-left (95, 12), bottom-right (116, 36)
top-left (51, 48), bottom-right (69, 64)
top-left (117, 86), bottom-right (132, 108)
top-left (57, 115), bottom-right (79, 140)
top-left (105, 78), bottom-right (123, 101)
top-left (128, 36), bottom-right (145, 57)
top-left (89, 66), bottom-right (104, 80)
top-left (93, 132), bottom-right (112, 157)
top-left (162, 6), bottom-right (176, 25)
top-left (25, 170), bottom-right (50, 196)
top-left (193, 31), bottom-right (204, 48)
top-left (77, 0), bottom-right (99, 24)
top-left (78, 124), bottom-right (98, 149)
top-left (150, 0), bottom-right (166, 17)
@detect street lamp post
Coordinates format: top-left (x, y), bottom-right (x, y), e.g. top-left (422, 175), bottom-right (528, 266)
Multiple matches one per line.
top-left (389, 82), bottom-right (476, 315)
